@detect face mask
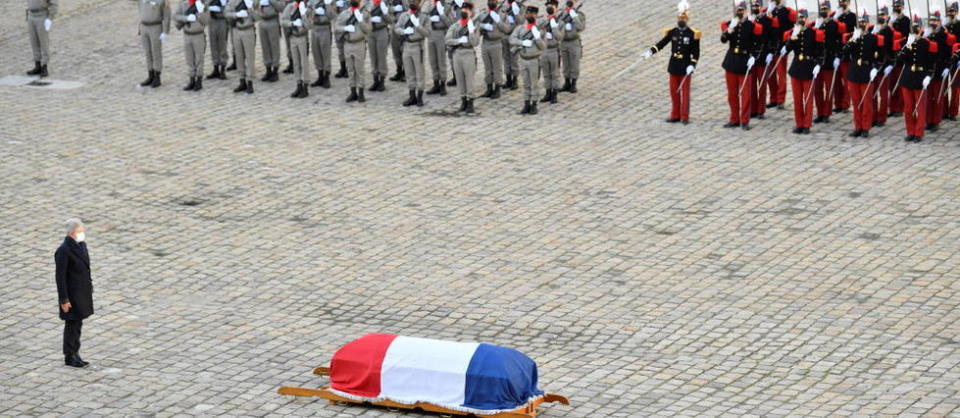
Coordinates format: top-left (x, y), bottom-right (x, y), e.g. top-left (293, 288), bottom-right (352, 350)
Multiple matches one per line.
top-left (677, 20), bottom-right (687, 28)
top-left (460, 10), bottom-right (469, 18)
top-left (546, 7), bottom-right (555, 14)
top-left (488, 2), bottom-right (497, 9)
top-left (410, 6), bottom-right (418, 12)
top-left (751, 8), bottom-right (760, 15)
top-left (75, 232), bottom-right (86, 242)
top-left (566, 1), bottom-right (573, 7)
top-left (526, 16), bottom-right (535, 23)
top-left (877, 17), bottom-right (886, 24)
top-left (819, 11), bottom-right (828, 18)
top-left (735, 12), bottom-right (744, 19)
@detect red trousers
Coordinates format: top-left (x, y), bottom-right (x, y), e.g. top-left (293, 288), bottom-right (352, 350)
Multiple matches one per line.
top-left (726, 71), bottom-right (752, 124)
top-left (668, 74), bottom-right (691, 121)
top-left (814, 70), bottom-right (834, 117)
top-left (847, 80), bottom-right (874, 131)
top-left (890, 66), bottom-right (904, 113)
top-left (902, 87), bottom-right (927, 138)
top-left (833, 61), bottom-right (850, 110)
top-left (791, 77), bottom-right (814, 128)
top-left (873, 75), bottom-right (890, 124)
top-left (752, 65), bottom-right (768, 115)
top-left (767, 57), bottom-right (787, 104)
top-left (927, 80), bottom-right (944, 124)
top-left (950, 86), bottom-right (959, 118)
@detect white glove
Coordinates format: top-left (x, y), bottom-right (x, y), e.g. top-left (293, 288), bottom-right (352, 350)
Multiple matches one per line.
top-left (747, 56), bottom-right (756, 67)
top-left (316, 6), bottom-right (325, 14)
top-left (380, 1), bottom-right (388, 13)
top-left (371, 15), bottom-right (382, 22)
top-left (210, 5), bottom-right (222, 11)
top-left (511, 2), bottom-right (519, 15)
top-left (884, 65), bottom-right (893, 76)
top-left (293, 18), bottom-right (303, 26)
top-left (814, 17), bottom-right (822, 28)
top-left (336, 0), bottom-right (343, 6)
top-left (922, 27), bottom-right (931, 37)
top-left (196, 1), bottom-right (205, 12)
top-left (430, 15), bottom-right (440, 21)
top-left (944, 68), bottom-right (951, 78)
top-left (791, 25), bottom-right (801, 38)
top-left (851, 28), bottom-right (861, 41)
top-left (467, 19), bottom-right (475, 32)
top-left (454, 0), bottom-right (463, 7)
top-left (325, 0), bottom-right (332, 3)
top-left (565, 22), bottom-right (572, 30)
top-left (244, 0), bottom-right (253, 8)
top-left (436, 1), bottom-right (443, 14)
top-left (410, 14), bottom-right (419, 25)
top-left (522, 39), bottom-right (532, 47)
top-left (872, 24), bottom-right (880, 34)
top-left (813, 64), bottom-right (820, 76)
top-left (354, 9), bottom-right (363, 21)
top-left (747, 13), bottom-right (756, 22)
top-left (345, 24), bottom-right (355, 31)
top-left (298, 2), bottom-right (306, 14)
top-left (44, 18), bottom-right (52, 31)
top-left (483, 23), bottom-right (493, 31)
top-left (686, 65), bottom-right (694, 75)
top-left (458, 35), bottom-right (468, 43)
top-left (833, 57), bottom-right (840, 68)
top-left (781, 45), bottom-right (788, 56)
top-left (922, 75), bottom-right (931, 88)
top-left (546, 32), bottom-right (553, 40)
top-left (765, 53), bottom-right (773, 65)
top-left (550, 18), bottom-right (557, 28)
top-left (394, 4), bottom-right (403, 11)
top-left (160, 32), bottom-right (167, 42)
top-left (906, 34), bottom-right (916, 46)
top-left (490, 12), bottom-right (500, 23)
top-left (507, 15), bottom-right (514, 23)
top-left (728, 18), bottom-right (739, 31)
top-left (641, 50), bottom-right (652, 60)
top-left (187, 13), bottom-right (197, 21)
top-left (530, 26), bottom-right (540, 39)
top-left (259, 0), bottom-right (269, 6)
top-left (403, 26), bottom-right (414, 34)
top-left (236, 9), bottom-right (249, 17)
top-left (869, 68), bottom-right (878, 80)
top-left (568, 8), bottom-right (576, 18)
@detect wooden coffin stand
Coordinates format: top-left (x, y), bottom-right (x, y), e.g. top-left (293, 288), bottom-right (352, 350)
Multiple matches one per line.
top-left (278, 366), bottom-right (570, 418)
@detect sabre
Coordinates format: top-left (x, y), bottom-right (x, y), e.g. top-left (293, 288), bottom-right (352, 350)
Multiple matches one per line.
top-left (914, 86), bottom-right (928, 116)
top-left (605, 55), bottom-right (646, 84)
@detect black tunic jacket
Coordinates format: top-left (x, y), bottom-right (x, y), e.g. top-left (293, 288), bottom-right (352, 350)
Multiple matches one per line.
top-left (650, 26), bottom-right (701, 76)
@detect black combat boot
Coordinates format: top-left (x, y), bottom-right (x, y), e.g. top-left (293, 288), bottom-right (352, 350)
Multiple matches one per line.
top-left (261, 66), bottom-right (272, 82)
top-left (193, 76), bottom-right (203, 91)
top-left (141, 71), bottom-right (155, 87)
top-left (335, 60), bottom-right (348, 78)
top-left (311, 73), bottom-right (324, 87)
top-left (569, 78), bottom-right (577, 93)
top-left (541, 89), bottom-right (551, 102)
top-left (246, 79), bottom-right (254, 94)
top-left (481, 83), bottom-right (494, 98)
top-left (509, 75), bottom-right (519, 90)
top-left (184, 77), bottom-right (197, 91)
top-left (234, 78), bottom-right (247, 93)
top-left (560, 77), bottom-right (571, 92)
top-left (283, 59), bottom-right (294, 74)
top-left (520, 100), bottom-right (531, 114)
top-left (207, 65), bottom-right (220, 79)
top-left (465, 98), bottom-right (475, 114)
top-left (416, 89), bottom-right (424, 106)
top-left (299, 82), bottom-right (309, 98)
top-left (346, 87), bottom-right (358, 102)
top-left (426, 80), bottom-right (441, 94)
top-left (357, 88), bottom-right (366, 102)
top-left (270, 66), bottom-right (280, 82)
top-left (151, 71), bottom-right (162, 88)
top-left (227, 57), bottom-right (237, 71)
top-left (491, 84), bottom-right (501, 99)
top-left (390, 66), bottom-right (404, 82)
top-left (291, 81), bottom-right (304, 98)
top-left (438, 80), bottom-right (447, 96)
top-left (322, 71), bottom-right (331, 88)
top-left (39, 65), bottom-right (48, 78)
top-left (550, 89), bottom-right (558, 104)
top-left (27, 61), bottom-right (42, 76)
top-left (377, 75), bottom-right (387, 91)
top-left (369, 74), bottom-right (379, 91)
top-left (459, 97), bottom-right (468, 112)
top-left (218, 65), bottom-right (228, 79)
top-left (403, 88), bottom-right (417, 106)
top-left (447, 75), bottom-right (457, 86)
top-left (529, 101), bottom-right (538, 115)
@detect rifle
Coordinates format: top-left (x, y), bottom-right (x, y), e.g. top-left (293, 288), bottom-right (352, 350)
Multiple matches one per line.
top-left (338, 11), bottom-right (357, 42)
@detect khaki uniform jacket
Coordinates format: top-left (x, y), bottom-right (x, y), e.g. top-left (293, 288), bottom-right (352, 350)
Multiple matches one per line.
top-left (557, 7), bottom-right (584, 41)
top-left (306, 0), bottom-right (336, 25)
top-left (255, 0), bottom-right (285, 25)
top-left (334, 7), bottom-right (372, 42)
top-left (509, 22), bottom-right (545, 59)
top-left (139, 0), bottom-right (172, 33)
top-left (26, 0), bottom-right (58, 18)
top-left (174, 1), bottom-right (210, 34)
top-left (280, 2), bottom-right (314, 35)
top-left (473, 8), bottom-right (509, 41)
top-left (225, 0), bottom-right (262, 29)
top-left (363, 0), bottom-right (395, 30)
top-left (422, 0), bottom-right (451, 30)
top-left (537, 15), bottom-right (565, 48)
top-left (444, 18), bottom-right (481, 49)
top-left (394, 11), bottom-right (429, 42)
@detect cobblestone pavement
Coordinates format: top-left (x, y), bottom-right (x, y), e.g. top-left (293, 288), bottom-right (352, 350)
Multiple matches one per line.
top-left (2, 0), bottom-right (960, 416)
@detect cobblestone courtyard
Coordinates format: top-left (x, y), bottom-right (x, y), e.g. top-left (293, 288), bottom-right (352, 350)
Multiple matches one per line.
top-left (2, 0), bottom-right (960, 416)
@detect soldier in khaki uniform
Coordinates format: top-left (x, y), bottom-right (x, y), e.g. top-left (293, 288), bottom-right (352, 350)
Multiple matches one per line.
top-left (557, 0), bottom-right (583, 93)
top-left (334, 0), bottom-right (350, 78)
top-left (423, 0), bottom-right (452, 94)
top-left (537, 0), bottom-right (564, 104)
top-left (25, 0), bottom-right (57, 77)
top-left (475, 0), bottom-right (508, 99)
top-left (509, 5), bottom-right (545, 114)
top-left (139, 0), bottom-right (172, 88)
top-left (499, 0), bottom-right (522, 89)
top-left (307, 0), bottom-right (337, 88)
top-left (364, 0), bottom-right (396, 91)
top-left (335, 2), bottom-right (372, 102)
top-left (174, 0), bottom-right (210, 91)
top-left (206, 0), bottom-right (230, 79)
top-left (445, 2), bottom-right (480, 113)
top-left (226, 0), bottom-right (261, 93)
top-left (282, 0), bottom-right (314, 97)
top-left (256, 0), bottom-right (285, 82)
top-left (282, 0), bottom-right (295, 74)
top-left (388, 0), bottom-right (409, 82)
top-left (396, 1), bottom-right (429, 106)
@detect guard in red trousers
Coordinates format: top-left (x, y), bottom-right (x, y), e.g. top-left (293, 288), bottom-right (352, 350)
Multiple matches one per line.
top-left (946, 2), bottom-right (960, 120)
top-left (750, 0), bottom-right (778, 119)
top-left (642, 1), bottom-right (701, 124)
top-left (872, 5), bottom-right (899, 127)
top-left (765, 0), bottom-right (795, 109)
top-left (925, 8), bottom-right (957, 131)
top-left (889, 0), bottom-right (910, 116)
top-left (721, 1), bottom-right (762, 130)
top-left (896, 15), bottom-right (936, 142)
top-left (786, 8), bottom-right (824, 134)
top-left (833, 0), bottom-right (856, 113)
top-left (813, 1), bottom-right (844, 124)
top-left (842, 9), bottom-right (883, 137)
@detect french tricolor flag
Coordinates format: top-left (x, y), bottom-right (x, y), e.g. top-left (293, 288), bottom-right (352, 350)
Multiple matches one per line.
top-left (328, 334), bottom-right (545, 414)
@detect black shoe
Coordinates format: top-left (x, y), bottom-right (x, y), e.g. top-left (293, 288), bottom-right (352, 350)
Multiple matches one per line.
top-left (520, 100), bottom-right (531, 114)
top-left (766, 102), bottom-right (777, 109)
top-left (27, 61), bottom-right (42, 76)
top-left (447, 76), bottom-right (457, 87)
top-left (860, 130), bottom-right (869, 138)
top-left (681, 120), bottom-right (689, 125)
top-left (820, 116), bottom-right (830, 123)
top-left (206, 66), bottom-right (220, 79)
top-left (465, 98), bottom-right (475, 114)
top-left (227, 59), bottom-right (237, 71)
top-left (389, 69), bottom-right (404, 82)
top-left (458, 97), bottom-right (468, 112)
top-left (491, 85), bottom-right (501, 99)
top-left (665, 118), bottom-right (680, 123)
top-left (560, 77), bottom-right (571, 92)
top-left (873, 121), bottom-right (885, 127)
top-left (439, 81), bottom-right (448, 96)
top-left (750, 112), bottom-right (759, 118)
top-left (793, 127), bottom-right (803, 134)
top-left (776, 103), bottom-right (785, 110)
top-left (299, 82), bottom-right (309, 98)
top-left (927, 123), bottom-right (939, 132)
top-left (218, 65), bottom-right (227, 79)
top-left (529, 101), bottom-right (538, 115)
top-left (814, 116), bottom-right (825, 123)
top-left (754, 114), bottom-right (765, 119)
top-left (741, 123), bottom-right (750, 131)
top-left (403, 88), bottom-right (417, 106)
top-left (184, 77), bottom-right (197, 91)
top-left (913, 136), bottom-right (923, 142)
top-left (375, 75), bottom-right (387, 91)
top-left (946, 115), bottom-right (957, 121)
top-left (541, 90), bottom-right (551, 102)
top-left (500, 75), bottom-right (510, 89)
top-left (905, 135), bottom-right (914, 142)
top-left (140, 70), bottom-right (155, 87)
top-left (569, 78), bottom-right (577, 93)
top-left (357, 88), bottom-right (366, 102)
top-left (346, 87), bottom-right (358, 102)
top-left (399, 68), bottom-right (406, 82)
top-left (889, 111), bottom-right (903, 117)
top-left (849, 130), bottom-right (862, 137)
top-left (261, 67), bottom-right (272, 82)
top-left (369, 74), bottom-right (380, 91)
top-left (482, 83), bottom-right (494, 98)
top-left (550, 89), bottom-right (558, 104)
top-left (801, 128), bottom-right (811, 134)
top-left (245, 80), bottom-right (254, 94)
top-left (311, 74), bottom-right (324, 87)
top-left (291, 81), bottom-right (304, 98)
top-left (234, 78), bottom-right (247, 93)
top-left (723, 122), bottom-right (740, 128)
top-left (283, 60), bottom-right (294, 74)
top-left (65, 355), bottom-right (88, 368)
top-left (270, 66), bottom-right (280, 82)
top-left (509, 75), bottom-right (519, 90)
top-left (335, 61), bottom-right (348, 78)
top-left (150, 71), bottom-right (162, 88)
top-left (426, 80), bottom-right (442, 95)
top-left (193, 77), bottom-right (203, 91)
top-left (39, 65), bottom-right (48, 78)
top-left (322, 71), bottom-right (332, 88)
top-left (416, 89), bottom-right (424, 106)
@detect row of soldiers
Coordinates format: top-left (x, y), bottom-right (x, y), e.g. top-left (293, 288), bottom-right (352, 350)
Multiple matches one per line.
top-left (643, 0), bottom-right (960, 142)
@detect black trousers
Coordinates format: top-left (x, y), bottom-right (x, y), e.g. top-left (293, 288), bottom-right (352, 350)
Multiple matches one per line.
top-left (63, 319), bottom-right (82, 357)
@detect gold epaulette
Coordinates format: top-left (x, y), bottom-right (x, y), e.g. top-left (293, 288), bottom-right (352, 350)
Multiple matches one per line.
top-left (692, 27), bottom-right (702, 40)
top-left (663, 27), bottom-right (672, 37)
